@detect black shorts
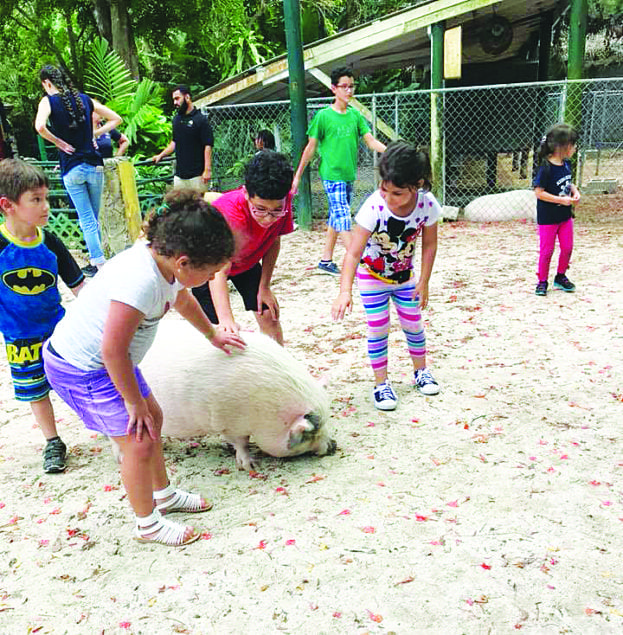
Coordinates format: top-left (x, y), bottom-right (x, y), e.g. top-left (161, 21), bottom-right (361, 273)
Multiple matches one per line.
top-left (192, 262), bottom-right (267, 323)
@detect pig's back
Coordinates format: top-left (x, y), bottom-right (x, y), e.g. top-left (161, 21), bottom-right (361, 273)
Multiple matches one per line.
top-left (140, 318), bottom-right (328, 438)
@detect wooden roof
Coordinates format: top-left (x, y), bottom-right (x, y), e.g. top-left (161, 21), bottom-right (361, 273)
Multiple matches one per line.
top-left (195, 0), bottom-right (562, 107)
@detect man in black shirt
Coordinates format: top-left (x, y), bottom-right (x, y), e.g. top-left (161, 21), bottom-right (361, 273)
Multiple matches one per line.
top-left (152, 85), bottom-right (214, 190)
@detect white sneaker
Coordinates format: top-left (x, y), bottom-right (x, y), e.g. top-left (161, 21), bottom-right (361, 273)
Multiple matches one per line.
top-left (414, 368), bottom-right (440, 395)
top-left (373, 381), bottom-right (398, 410)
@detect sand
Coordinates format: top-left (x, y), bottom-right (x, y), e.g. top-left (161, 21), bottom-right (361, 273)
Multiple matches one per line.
top-left (1, 219), bottom-right (622, 634)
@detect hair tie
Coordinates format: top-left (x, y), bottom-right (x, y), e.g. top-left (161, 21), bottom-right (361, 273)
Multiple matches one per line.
top-left (155, 203), bottom-right (169, 216)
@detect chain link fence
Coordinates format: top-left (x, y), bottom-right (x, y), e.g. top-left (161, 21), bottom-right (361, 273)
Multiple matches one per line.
top-left (36, 77), bottom-right (623, 250)
top-left (204, 77), bottom-right (623, 224)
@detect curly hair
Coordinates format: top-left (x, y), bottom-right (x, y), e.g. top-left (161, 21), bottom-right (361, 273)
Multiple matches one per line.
top-left (145, 189), bottom-right (234, 266)
top-left (0, 159), bottom-right (49, 205)
top-left (379, 140), bottom-right (432, 190)
top-left (39, 65), bottom-right (86, 129)
top-left (244, 150), bottom-right (293, 200)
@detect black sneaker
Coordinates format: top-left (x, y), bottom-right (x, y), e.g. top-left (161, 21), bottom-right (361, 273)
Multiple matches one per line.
top-left (43, 437), bottom-right (67, 473)
top-left (318, 261), bottom-right (340, 276)
top-left (554, 273), bottom-right (575, 292)
top-left (535, 281), bottom-right (548, 296)
top-left (81, 264), bottom-right (98, 277)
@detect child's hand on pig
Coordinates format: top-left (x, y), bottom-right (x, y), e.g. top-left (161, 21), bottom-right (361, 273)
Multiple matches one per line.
top-left (208, 330), bottom-right (246, 354)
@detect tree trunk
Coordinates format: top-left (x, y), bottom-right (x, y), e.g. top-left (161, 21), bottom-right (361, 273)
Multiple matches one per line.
top-left (110, 0), bottom-right (140, 79)
top-left (92, 0), bottom-right (113, 44)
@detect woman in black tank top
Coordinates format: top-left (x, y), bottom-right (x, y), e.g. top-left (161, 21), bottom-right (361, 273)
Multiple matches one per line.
top-left (34, 65), bottom-right (122, 276)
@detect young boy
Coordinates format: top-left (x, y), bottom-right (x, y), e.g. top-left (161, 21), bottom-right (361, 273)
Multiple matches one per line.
top-left (292, 67), bottom-right (386, 276)
top-left (0, 159), bottom-right (84, 472)
top-left (192, 150), bottom-right (294, 344)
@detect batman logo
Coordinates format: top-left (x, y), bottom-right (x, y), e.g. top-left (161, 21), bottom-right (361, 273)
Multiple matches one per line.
top-left (2, 267), bottom-right (55, 295)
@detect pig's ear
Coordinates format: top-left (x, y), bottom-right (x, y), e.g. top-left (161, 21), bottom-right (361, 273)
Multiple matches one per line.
top-left (287, 415), bottom-right (315, 450)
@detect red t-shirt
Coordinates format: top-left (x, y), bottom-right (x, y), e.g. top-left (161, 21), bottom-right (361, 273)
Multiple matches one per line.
top-left (213, 187), bottom-right (294, 276)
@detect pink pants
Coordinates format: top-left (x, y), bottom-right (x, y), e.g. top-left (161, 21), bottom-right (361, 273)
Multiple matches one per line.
top-left (537, 218), bottom-right (573, 282)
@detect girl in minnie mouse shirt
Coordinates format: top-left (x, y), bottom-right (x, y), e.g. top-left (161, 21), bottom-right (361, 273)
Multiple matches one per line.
top-left (332, 140), bottom-right (441, 411)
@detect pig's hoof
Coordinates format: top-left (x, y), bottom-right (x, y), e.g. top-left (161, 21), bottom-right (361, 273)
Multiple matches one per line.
top-left (326, 439), bottom-right (337, 455)
top-left (235, 454), bottom-right (258, 472)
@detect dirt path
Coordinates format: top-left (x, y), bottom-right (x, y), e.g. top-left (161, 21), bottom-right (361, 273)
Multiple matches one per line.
top-left (1, 220), bottom-right (622, 634)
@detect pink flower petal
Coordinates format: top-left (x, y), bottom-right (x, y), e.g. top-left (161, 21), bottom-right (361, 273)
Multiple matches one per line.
top-left (480, 563), bottom-right (492, 570)
top-left (338, 509), bottom-right (351, 516)
top-left (362, 526), bottom-right (376, 534)
top-left (366, 610), bottom-right (383, 623)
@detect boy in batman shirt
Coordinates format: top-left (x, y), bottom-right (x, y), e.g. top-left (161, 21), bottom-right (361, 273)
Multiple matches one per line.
top-left (0, 159), bottom-right (84, 473)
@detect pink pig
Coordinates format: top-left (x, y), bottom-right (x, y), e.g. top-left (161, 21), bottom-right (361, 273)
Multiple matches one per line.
top-left (138, 319), bottom-right (336, 471)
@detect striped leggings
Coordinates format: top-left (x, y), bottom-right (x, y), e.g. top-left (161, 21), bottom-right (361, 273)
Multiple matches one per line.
top-left (357, 266), bottom-right (426, 374)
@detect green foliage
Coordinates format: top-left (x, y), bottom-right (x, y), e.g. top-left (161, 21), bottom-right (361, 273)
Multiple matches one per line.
top-left (85, 38), bottom-right (136, 103)
top-left (84, 40), bottom-right (171, 159)
top-left (589, 0), bottom-right (623, 16)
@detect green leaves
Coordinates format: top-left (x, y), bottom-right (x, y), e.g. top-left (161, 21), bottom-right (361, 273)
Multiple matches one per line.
top-left (85, 37), bottom-right (135, 103)
top-left (84, 39), bottom-right (170, 159)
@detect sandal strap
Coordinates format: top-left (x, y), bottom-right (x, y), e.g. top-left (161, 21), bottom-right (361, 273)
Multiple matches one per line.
top-left (154, 486), bottom-right (212, 514)
top-left (135, 509), bottom-right (199, 546)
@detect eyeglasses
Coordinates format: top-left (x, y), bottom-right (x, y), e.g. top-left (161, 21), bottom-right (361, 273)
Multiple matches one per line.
top-left (249, 200), bottom-right (287, 219)
top-left (336, 83), bottom-right (356, 91)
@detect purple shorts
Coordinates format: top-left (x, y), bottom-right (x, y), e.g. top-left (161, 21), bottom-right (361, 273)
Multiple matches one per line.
top-left (42, 342), bottom-right (151, 437)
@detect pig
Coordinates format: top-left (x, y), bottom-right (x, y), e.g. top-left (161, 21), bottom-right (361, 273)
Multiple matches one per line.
top-left (137, 318), bottom-right (336, 471)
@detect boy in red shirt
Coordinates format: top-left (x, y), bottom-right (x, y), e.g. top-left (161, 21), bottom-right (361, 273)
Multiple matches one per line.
top-left (192, 151), bottom-right (293, 344)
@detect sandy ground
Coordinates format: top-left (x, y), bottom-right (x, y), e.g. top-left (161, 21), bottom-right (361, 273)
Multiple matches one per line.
top-left (1, 217), bottom-right (622, 634)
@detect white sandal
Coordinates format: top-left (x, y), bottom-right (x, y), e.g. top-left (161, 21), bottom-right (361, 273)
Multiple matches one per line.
top-left (153, 483), bottom-right (213, 515)
top-left (134, 509), bottom-right (200, 546)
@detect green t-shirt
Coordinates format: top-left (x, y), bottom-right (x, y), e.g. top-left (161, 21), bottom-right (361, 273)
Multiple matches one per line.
top-left (307, 105), bottom-right (370, 182)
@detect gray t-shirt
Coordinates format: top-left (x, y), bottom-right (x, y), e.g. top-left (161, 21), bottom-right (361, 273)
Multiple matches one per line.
top-left (51, 241), bottom-right (183, 370)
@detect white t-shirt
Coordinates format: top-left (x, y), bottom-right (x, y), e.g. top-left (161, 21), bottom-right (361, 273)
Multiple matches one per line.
top-left (51, 241), bottom-right (183, 370)
top-left (355, 189), bottom-right (441, 284)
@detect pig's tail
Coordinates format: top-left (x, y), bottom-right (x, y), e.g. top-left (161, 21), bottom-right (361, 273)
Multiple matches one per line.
top-left (145, 188), bottom-right (234, 267)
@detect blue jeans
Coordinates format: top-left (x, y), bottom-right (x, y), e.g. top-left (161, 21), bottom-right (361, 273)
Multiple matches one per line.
top-left (63, 163), bottom-right (105, 265)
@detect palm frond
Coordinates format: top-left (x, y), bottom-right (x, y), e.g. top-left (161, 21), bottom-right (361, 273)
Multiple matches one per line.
top-left (85, 38), bottom-right (136, 103)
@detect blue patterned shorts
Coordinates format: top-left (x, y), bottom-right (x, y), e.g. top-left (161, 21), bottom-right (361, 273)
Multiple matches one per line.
top-left (322, 180), bottom-right (354, 232)
top-left (4, 335), bottom-right (50, 402)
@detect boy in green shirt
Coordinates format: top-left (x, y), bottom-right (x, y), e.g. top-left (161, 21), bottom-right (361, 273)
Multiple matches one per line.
top-left (292, 67), bottom-right (386, 275)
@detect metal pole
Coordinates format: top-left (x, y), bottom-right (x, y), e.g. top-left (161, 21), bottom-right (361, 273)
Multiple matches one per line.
top-left (283, 0), bottom-right (312, 228)
top-left (372, 93), bottom-right (378, 188)
top-left (565, 0), bottom-right (588, 178)
top-left (429, 21), bottom-right (445, 203)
